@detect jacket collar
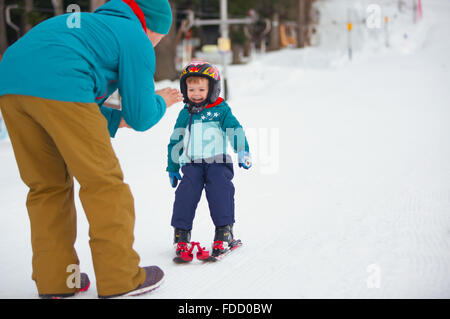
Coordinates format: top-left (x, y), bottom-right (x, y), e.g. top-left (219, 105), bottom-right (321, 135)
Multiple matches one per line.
top-left (205, 97), bottom-right (224, 109)
top-left (184, 97), bottom-right (224, 112)
top-left (121, 0), bottom-right (147, 31)
top-left (95, 0), bottom-right (147, 32)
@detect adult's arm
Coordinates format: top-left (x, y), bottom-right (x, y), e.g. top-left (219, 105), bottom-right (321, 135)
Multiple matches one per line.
top-left (117, 39), bottom-right (166, 133)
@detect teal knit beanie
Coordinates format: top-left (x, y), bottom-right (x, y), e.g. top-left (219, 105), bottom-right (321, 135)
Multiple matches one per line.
top-left (134, 0), bottom-right (172, 34)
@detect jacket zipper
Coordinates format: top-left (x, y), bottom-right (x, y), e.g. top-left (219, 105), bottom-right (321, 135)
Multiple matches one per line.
top-left (185, 113), bottom-right (194, 163)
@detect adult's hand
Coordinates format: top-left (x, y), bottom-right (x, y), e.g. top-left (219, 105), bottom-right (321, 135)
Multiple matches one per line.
top-left (119, 117), bottom-right (131, 128)
top-left (156, 88), bottom-right (183, 108)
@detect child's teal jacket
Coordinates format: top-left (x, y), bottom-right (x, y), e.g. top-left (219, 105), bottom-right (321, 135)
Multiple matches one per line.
top-left (167, 98), bottom-right (250, 173)
top-left (0, 0), bottom-right (165, 138)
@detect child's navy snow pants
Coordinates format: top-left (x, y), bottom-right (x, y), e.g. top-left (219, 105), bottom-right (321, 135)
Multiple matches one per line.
top-left (171, 156), bottom-right (235, 230)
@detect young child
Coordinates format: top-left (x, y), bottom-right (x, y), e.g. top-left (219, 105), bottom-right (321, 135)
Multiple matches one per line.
top-left (167, 61), bottom-right (252, 260)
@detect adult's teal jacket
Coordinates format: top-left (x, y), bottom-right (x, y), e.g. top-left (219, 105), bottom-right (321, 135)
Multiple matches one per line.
top-left (0, 0), bottom-right (166, 137)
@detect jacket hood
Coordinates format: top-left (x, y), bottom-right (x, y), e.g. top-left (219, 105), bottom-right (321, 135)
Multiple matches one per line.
top-left (94, 0), bottom-right (142, 26)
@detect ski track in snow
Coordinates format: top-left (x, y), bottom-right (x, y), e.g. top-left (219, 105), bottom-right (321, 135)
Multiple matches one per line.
top-left (1, 0), bottom-right (450, 299)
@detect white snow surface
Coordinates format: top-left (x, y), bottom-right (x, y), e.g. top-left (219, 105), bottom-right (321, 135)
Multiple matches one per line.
top-left (1, 0), bottom-right (450, 299)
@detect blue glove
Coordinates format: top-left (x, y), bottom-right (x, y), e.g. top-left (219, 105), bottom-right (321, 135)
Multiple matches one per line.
top-left (238, 151), bottom-right (252, 169)
top-left (169, 171), bottom-right (182, 188)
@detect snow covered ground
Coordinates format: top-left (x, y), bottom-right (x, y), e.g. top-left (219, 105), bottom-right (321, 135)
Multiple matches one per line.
top-left (1, 0), bottom-right (450, 299)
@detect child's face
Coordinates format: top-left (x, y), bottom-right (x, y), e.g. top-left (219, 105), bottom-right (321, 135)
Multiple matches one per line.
top-left (187, 78), bottom-right (209, 104)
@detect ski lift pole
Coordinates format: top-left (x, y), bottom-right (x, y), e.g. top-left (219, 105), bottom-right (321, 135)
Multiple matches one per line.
top-left (5, 5), bottom-right (21, 39)
top-left (219, 0), bottom-right (230, 100)
top-left (185, 0), bottom-right (256, 101)
top-left (347, 22), bottom-right (353, 61)
top-left (218, 38), bottom-right (231, 100)
top-left (384, 16), bottom-right (390, 47)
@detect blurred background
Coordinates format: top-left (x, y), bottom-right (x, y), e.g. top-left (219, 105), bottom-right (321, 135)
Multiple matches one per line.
top-left (3, 1), bottom-right (450, 299)
top-left (0, 0), bottom-right (424, 80)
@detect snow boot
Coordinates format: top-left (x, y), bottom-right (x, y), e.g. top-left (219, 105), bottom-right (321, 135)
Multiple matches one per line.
top-left (173, 227), bottom-right (191, 257)
top-left (212, 224), bottom-right (235, 257)
top-left (98, 266), bottom-right (165, 298)
top-left (39, 272), bottom-right (90, 299)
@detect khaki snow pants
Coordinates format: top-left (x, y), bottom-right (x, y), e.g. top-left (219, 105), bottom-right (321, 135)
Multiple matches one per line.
top-left (0, 94), bottom-right (146, 297)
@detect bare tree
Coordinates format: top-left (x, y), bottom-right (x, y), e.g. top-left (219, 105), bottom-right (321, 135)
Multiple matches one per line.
top-left (21, 0), bottom-right (34, 35)
top-left (269, 12), bottom-right (280, 51)
top-left (297, 0), bottom-right (313, 48)
top-left (51, 0), bottom-right (64, 16)
top-left (0, 0), bottom-right (8, 56)
top-left (297, 0), bottom-right (307, 48)
top-left (154, 3), bottom-right (178, 81)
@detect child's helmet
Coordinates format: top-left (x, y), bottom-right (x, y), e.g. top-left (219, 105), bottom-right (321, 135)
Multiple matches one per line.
top-left (180, 60), bottom-right (221, 111)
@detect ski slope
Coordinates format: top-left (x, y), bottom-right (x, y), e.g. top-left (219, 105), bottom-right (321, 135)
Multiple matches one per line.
top-left (1, 0), bottom-right (450, 299)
